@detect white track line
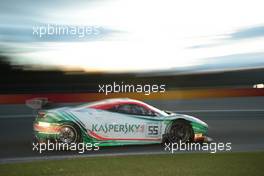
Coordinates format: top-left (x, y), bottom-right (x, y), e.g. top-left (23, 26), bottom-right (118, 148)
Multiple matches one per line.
top-left (0, 114), bottom-right (34, 119)
top-left (1, 109), bottom-right (264, 119)
top-left (175, 109), bottom-right (264, 113)
top-left (0, 151), bottom-right (167, 164)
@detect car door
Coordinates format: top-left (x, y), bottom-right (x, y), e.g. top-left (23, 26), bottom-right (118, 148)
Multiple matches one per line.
top-left (73, 103), bottom-right (163, 142)
top-left (106, 103), bottom-right (163, 141)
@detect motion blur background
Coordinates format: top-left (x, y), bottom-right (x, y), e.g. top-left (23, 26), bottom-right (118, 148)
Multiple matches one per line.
top-left (1, 0), bottom-right (264, 95)
top-left (0, 0), bottom-right (264, 162)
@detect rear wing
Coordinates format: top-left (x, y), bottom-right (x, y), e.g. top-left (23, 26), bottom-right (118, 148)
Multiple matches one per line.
top-left (25, 97), bottom-right (52, 110)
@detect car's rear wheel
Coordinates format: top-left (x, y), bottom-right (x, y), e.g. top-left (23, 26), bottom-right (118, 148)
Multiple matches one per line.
top-left (167, 120), bottom-right (193, 143)
top-left (58, 124), bottom-right (80, 144)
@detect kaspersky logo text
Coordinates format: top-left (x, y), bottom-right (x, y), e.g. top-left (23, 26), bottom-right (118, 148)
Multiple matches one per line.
top-left (92, 123), bottom-right (144, 133)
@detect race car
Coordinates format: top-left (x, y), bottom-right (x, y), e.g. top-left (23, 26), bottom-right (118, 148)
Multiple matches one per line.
top-left (33, 98), bottom-right (208, 146)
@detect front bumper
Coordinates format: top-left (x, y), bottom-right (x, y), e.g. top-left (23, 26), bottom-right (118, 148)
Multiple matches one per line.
top-left (194, 133), bottom-right (213, 143)
top-left (191, 121), bottom-right (209, 142)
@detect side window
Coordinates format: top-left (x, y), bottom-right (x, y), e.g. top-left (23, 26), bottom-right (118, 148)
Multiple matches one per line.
top-left (130, 104), bottom-right (157, 116)
top-left (108, 104), bottom-right (158, 117)
top-left (107, 104), bottom-right (132, 114)
top-left (116, 104), bottom-right (132, 114)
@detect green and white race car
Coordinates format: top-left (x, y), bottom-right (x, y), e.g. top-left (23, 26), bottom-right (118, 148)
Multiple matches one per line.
top-left (33, 98), bottom-right (208, 146)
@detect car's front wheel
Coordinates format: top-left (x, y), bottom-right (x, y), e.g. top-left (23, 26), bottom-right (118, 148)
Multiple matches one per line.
top-left (167, 120), bottom-right (193, 143)
top-left (58, 124), bottom-right (80, 144)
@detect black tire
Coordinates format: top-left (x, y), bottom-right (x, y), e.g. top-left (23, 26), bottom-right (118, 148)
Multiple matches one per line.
top-left (58, 124), bottom-right (81, 144)
top-left (166, 120), bottom-right (194, 143)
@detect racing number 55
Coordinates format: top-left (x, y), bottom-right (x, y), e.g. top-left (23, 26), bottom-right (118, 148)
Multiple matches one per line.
top-left (148, 125), bottom-right (159, 135)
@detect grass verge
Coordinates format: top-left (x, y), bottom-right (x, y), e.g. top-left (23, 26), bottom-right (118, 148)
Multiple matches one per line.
top-left (0, 152), bottom-right (263, 176)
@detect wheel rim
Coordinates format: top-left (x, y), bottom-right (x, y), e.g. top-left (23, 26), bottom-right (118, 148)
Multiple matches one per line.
top-left (169, 123), bottom-right (190, 143)
top-left (58, 126), bottom-right (77, 144)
